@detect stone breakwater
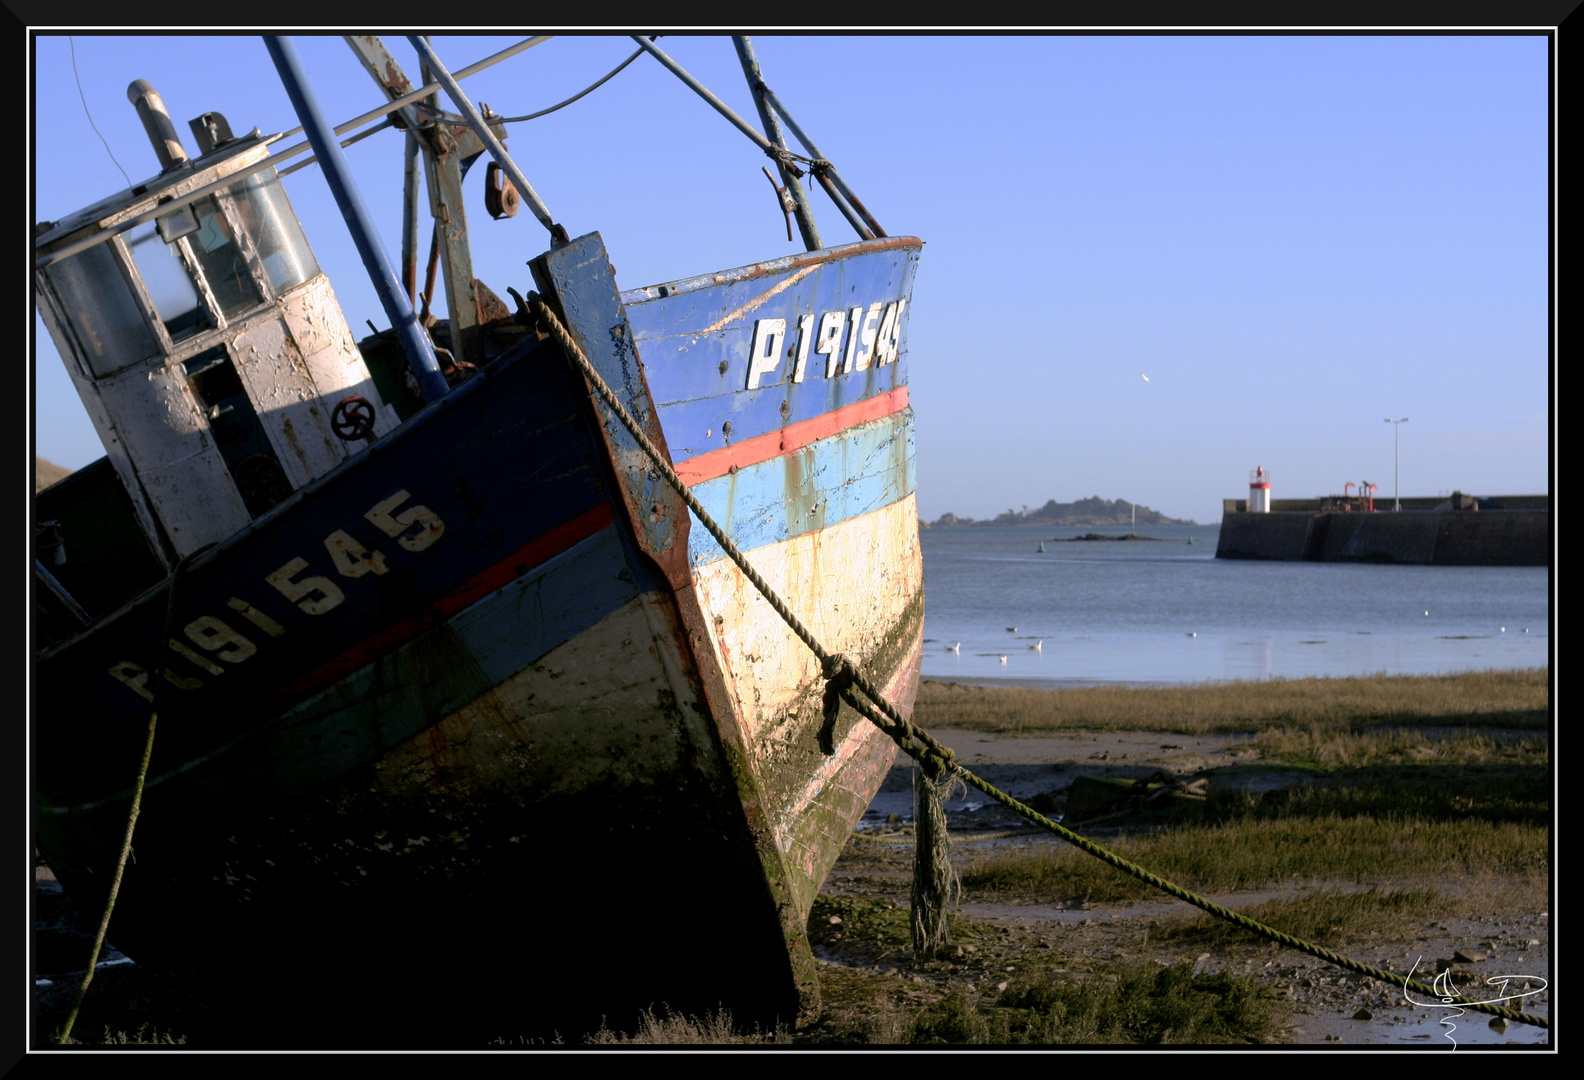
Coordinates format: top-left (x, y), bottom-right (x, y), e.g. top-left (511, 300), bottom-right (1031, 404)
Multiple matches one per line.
top-left (1216, 510), bottom-right (1547, 566)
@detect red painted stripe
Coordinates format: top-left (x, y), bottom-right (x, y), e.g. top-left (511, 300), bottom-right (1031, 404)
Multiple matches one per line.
top-left (276, 502), bottom-right (617, 701)
top-left (675, 386), bottom-right (910, 485)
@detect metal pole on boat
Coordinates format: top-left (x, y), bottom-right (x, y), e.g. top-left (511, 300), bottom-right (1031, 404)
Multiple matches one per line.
top-left (37, 39), bottom-right (550, 272)
top-left (732, 37), bottom-right (821, 252)
top-left (401, 132), bottom-right (422, 304)
top-left (406, 36), bottom-right (568, 247)
top-left (759, 88), bottom-right (888, 241)
top-left (264, 35), bottom-right (450, 404)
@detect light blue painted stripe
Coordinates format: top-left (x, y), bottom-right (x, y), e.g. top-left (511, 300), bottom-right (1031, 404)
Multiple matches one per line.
top-left (262, 527), bottom-right (639, 790)
top-left (445, 526), bottom-right (638, 686)
top-left (687, 410), bottom-right (915, 567)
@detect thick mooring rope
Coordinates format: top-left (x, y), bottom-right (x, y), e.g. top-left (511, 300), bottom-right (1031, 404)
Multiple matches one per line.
top-left (532, 296), bottom-right (1548, 1031)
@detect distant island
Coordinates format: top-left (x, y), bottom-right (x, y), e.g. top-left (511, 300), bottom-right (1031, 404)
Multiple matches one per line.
top-left (924, 496), bottom-right (1196, 528)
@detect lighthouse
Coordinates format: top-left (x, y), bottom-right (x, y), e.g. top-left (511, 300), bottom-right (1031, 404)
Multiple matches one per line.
top-left (1249, 466), bottom-right (1272, 513)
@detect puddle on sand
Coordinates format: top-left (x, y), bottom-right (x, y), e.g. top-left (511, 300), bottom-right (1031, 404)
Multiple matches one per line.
top-left (1306, 999), bottom-right (1550, 1047)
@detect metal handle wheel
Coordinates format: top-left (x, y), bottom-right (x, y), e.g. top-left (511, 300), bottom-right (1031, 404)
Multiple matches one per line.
top-left (332, 396), bottom-right (377, 444)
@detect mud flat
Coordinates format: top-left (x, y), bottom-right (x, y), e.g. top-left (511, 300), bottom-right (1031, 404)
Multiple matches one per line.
top-left (809, 719), bottom-right (1550, 1046)
top-left (33, 675), bottom-right (1551, 1047)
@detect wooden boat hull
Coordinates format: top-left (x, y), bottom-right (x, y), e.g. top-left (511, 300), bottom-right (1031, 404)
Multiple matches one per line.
top-left (33, 234), bottom-right (922, 1044)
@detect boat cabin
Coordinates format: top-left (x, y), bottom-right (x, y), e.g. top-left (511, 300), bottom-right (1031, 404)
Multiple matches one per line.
top-left (34, 82), bottom-right (395, 571)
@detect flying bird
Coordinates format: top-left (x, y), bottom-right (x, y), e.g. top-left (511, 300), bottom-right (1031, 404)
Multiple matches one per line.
top-left (1140, 372), bottom-right (1150, 383)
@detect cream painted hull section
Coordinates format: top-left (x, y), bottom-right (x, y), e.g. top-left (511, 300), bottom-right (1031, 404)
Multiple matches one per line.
top-left (691, 492), bottom-right (924, 911)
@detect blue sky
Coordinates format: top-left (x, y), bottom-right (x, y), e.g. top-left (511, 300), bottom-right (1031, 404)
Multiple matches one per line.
top-left (30, 32), bottom-right (1552, 524)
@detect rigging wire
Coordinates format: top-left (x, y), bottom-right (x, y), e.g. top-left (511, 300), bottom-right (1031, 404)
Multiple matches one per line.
top-left (70, 36), bottom-right (131, 188)
top-left (417, 39), bottom-right (650, 127)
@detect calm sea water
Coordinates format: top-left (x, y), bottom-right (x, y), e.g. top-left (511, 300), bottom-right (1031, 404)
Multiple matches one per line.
top-left (920, 523), bottom-right (1551, 687)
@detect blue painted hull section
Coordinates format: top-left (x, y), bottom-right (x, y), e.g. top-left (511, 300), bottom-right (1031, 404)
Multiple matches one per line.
top-left (176, 526), bottom-right (636, 803)
top-left (686, 409), bottom-right (917, 567)
top-left (657, 360), bottom-right (907, 463)
top-left (35, 330), bottom-right (614, 811)
top-left (34, 233), bottom-right (926, 1043)
top-left (626, 240), bottom-right (921, 455)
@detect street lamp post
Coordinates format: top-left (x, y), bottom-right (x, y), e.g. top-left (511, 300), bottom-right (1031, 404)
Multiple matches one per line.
top-left (1384, 417), bottom-right (1408, 511)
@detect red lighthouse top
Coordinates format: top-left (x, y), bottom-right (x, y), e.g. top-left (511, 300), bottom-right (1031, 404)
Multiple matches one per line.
top-left (1249, 466), bottom-right (1271, 489)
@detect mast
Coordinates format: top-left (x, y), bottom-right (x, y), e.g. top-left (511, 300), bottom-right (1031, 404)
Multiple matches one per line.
top-left (343, 35), bottom-right (502, 370)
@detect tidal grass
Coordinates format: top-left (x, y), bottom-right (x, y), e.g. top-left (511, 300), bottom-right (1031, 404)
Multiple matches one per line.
top-left (918, 668), bottom-right (1549, 736)
top-left (1249, 726), bottom-right (1548, 770)
top-left (55, 1024), bottom-right (187, 1046)
top-left (987, 963), bottom-right (1286, 1044)
top-left (854, 965), bottom-right (1286, 1045)
top-left (1205, 766), bottom-right (1550, 826)
top-left (1154, 888), bottom-right (1444, 950)
top-left (801, 931), bottom-right (1286, 1045)
top-left (585, 1009), bottom-right (791, 1045)
top-left (961, 817), bottom-right (1549, 905)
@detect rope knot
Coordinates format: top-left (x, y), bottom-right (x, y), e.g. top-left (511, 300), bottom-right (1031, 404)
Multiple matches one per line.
top-left (918, 743), bottom-right (955, 778)
top-left (766, 147), bottom-right (805, 178)
top-left (818, 654), bottom-right (856, 754)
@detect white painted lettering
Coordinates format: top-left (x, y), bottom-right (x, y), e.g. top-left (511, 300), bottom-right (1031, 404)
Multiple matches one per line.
top-left (267, 557), bottom-right (346, 615)
top-left (843, 306), bottom-right (864, 373)
top-left (791, 313), bottom-right (815, 383)
top-left (365, 491), bottom-right (445, 552)
top-left (168, 637), bottom-right (225, 676)
top-left (324, 529), bottom-right (390, 579)
top-left (873, 302), bottom-right (899, 366)
top-left (886, 299), bottom-right (906, 364)
top-left (109, 662), bottom-right (154, 702)
top-left (227, 597), bottom-right (286, 638)
top-left (816, 310), bottom-right (846, 378)
top-left (853, 302), bottom-right (883, 371)
top-left (160, 666), bottom-right (206, 691)
top-left (184, 615), bottom-right (257, 662)
top-left (746, 318), bottom-right (787, 390)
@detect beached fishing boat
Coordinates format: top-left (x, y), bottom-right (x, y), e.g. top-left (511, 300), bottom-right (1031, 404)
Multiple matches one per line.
top-left (32, 36), bottom-right (921, 1044)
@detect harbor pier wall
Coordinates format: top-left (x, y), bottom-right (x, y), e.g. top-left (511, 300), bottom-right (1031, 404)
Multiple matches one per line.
top-left (1215, 503), bottom-right (1549, 567)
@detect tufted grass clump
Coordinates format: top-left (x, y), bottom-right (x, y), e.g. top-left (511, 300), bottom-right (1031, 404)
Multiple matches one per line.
top-left (585, 1008), bottom-right (791, 1045)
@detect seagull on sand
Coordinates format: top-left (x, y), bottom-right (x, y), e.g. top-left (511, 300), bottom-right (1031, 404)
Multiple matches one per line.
top-left (999, 655), bottom-right (1008, 664)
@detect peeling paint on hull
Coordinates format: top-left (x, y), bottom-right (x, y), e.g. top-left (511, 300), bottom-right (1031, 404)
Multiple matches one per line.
top-left (34, 236), bottom-right (923, 1044)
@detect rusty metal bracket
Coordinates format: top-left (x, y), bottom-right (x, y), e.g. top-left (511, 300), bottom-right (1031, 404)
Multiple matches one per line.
top-left (760, 166), bottom-right (794, 242)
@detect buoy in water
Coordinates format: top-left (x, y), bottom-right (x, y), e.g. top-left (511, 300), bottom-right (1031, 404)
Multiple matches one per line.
top-left (1037, 541), bottom-right (1046, 553)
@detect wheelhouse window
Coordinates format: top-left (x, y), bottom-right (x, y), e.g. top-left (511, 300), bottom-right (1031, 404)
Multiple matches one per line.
top-left (187, 194), bottom-right (265, 318)
top-left (40, 241), bottom-right (161, 378)
top-left (231, 168), bottom-right (320, 294)
top-left (128, 220), bottom-right (208, 343)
